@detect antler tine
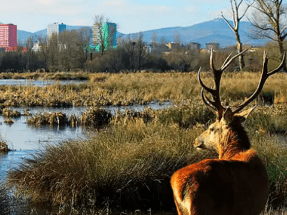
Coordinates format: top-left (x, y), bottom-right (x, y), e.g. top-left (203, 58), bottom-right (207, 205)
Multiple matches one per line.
top-left (199, 49), bottom-right (251, 118)
top-left (199, 50), bottom-right (226, 118)
top-left (198, 67), bottom-right (215, 94)
top-left (210, 48), bottom-right (218, 73)
top-left (221, 52), bottom-right (234, 69)
top-left (220, 49), bottom-right (249, 71)
top-left (201, 89), bottom-right (217, 113)
top-left (269, 52), bottom-right (286, 76)
top-left (233, 51), bottom-right (286, 114)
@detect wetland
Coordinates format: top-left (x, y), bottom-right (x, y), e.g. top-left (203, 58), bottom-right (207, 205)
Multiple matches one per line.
top-left (0, 72), bottom-right (287, 214)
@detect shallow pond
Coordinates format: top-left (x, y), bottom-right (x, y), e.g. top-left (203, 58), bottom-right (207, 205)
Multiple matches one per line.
top-left (0, 79), bottom-right (87, 87)
top-left (0, 102), bottom-right (172, 213)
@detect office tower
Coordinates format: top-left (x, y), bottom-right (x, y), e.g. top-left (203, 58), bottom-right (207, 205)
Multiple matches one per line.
top-left (0, 24), bottom-right (17, 50)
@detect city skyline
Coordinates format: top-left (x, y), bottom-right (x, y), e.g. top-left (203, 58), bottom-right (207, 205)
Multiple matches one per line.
top-left (0, 0), bottom-right (254, 34)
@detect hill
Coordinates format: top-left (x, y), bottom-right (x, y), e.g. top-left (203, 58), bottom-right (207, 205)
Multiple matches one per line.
top-left (124, 18), bottom-right (269, 47)
top-left (15, 18), bottom-right (269, 47)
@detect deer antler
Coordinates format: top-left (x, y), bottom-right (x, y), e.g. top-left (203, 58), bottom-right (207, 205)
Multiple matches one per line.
top-left (232, 51), bottom-right (286, 114)
top-left (198, 49), bottom-right (249, 118)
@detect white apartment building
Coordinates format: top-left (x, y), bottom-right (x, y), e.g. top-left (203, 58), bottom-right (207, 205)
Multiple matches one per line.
top-left (47, 22), bottom-right (66, 38)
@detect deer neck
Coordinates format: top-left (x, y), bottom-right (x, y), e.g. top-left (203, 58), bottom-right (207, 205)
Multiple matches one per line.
top-left (218, 124), bottom-right (250, 160)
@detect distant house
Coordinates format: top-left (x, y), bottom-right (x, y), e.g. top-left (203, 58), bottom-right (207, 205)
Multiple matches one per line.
top-left (32, 42), bottom-right (42, 52)
top-left (206, 42), bottom-right (220, 50)
top-left (145, 42), bottom-right (170, 54)
top-left (145, 43), bottom-right (153, 54)
top-left (188, 42), bottom-right (201, 50)
top-left (166, 42), bottom-right (182, 50)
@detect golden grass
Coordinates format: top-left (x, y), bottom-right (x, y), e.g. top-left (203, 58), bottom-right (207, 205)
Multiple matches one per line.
top-left (6, 71), bottom-right (287, 213)
top-left (0, 71), bottom-right (285, 108)
top-left (26, 108), bottom-right (112, 128)
top-left (7, 103), bottom-right (287, 213)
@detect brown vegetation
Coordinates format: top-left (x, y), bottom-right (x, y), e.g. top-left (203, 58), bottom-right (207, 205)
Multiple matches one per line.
top-left (7, 102), bottom-right (287, 214)
top-left (5, 65), bottom-right (287, 214)
top-left (0, 70), bottom-right (285, 108)
top-left (26, 108), bottom-right (112, 128)
top-left (0, 141), bottom-right (9, 153)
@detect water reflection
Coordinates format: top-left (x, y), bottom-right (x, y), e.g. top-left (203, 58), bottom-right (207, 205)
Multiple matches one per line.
top-left (14, 101), bottom-right (171, 116)
top-left (3, 102), bottom-right (171, 151)
top-left (0, 150), bottom-right (34, 180)
top-left (0, 116), bottom-right (85, 151)
top-left (0, 79), bottom-right (87, 87)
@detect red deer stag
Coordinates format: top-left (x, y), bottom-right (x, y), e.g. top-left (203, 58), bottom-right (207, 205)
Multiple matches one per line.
top-left (170, 50), bottom-right (286, 215)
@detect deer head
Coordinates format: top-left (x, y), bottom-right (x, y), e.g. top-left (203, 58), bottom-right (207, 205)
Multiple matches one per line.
top-left (195, 50), bottom-right (286, 159)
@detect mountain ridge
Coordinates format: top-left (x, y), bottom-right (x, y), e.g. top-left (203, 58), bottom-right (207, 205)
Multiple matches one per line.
top-left (14, 18), bottom-right (269, 47)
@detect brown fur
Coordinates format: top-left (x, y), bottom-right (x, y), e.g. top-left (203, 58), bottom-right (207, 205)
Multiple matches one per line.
top-left (170, 113), bottom-right (268, 215)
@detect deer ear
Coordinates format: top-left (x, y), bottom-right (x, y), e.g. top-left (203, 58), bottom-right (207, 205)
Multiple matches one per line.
top-left (223, 107), bottom-right (234, 124)
top-left (234, 106), bottom-right (256, 123)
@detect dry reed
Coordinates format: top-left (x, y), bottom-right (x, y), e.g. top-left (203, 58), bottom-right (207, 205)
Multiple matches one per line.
top-left (7, 103), bottom-right (287, 213)
top-left (0, 72), bottom-right (284, 108)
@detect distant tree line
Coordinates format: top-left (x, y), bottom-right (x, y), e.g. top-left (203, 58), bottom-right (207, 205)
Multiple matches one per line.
top-left (0, 0), bottom-right (286, 73)
top-left (0, 28), bottom-right (91, 73)
top-left (0, 32), bottom-right (285, 73)
top-left (0, 29), bottom-right (206, 73)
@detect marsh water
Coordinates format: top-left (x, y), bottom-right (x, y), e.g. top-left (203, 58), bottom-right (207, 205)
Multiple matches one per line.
top-left (0, 79), bottom-right (173, 214)
top-left (0, 79), bottom-right (88, 86)
top-left (0, 102), bottom-right (172, 176)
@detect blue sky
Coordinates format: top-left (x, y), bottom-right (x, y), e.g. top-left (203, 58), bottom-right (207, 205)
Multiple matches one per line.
top-left (1, 0), bottom-right (252, 33)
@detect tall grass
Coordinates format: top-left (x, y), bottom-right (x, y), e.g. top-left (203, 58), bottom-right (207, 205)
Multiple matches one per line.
top-left (0, 182), bottom-right (10, 214)
top-left (7, 104), bottom-right (211, 211)
top-left (0, 72), bottom-right (285, 107)
top-left (6, 71), bottom-right (287, 213)
top-left (8, 103), bottom-right (287, 213)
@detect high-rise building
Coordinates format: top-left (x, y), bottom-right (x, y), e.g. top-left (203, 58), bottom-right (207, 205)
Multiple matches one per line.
top-left (0, 24), bottom-right (17, 50)
top-left (108, 22), bottom-right (117, 47)
top-left (47, 22), bottom-right (66, 38)
top-left (93, 22), bottom-right (117, 49)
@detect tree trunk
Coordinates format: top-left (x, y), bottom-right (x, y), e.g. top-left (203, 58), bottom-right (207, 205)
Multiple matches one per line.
top-left (236, 32), bottom-right (245, 71)
top-left (278, 37), bottom-right (287, 71)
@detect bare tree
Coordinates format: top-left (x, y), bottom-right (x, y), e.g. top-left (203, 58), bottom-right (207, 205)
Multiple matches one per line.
top-left (222, 0), bottom-right (253, 71)
top-left (26, 36), bottom-right (35, 71)
top-left (121, 33), bottom-right (146, 72)
top-left (160, 36), bottom-right (166, 45)
top-left (152, 32), bottom-right (158, 46)
top-left (249, 0), bottom-right (287, 70)
top-left (37, 36), bottom-right (49, 67)
top-left (174, 34), bottom-right (181, 44)
top-left (57, 29), bottom-right (89, 70)
top-left (135, 32), bottom-right (146, 72)
top-left (47, 33), bottom-right (59, 71)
